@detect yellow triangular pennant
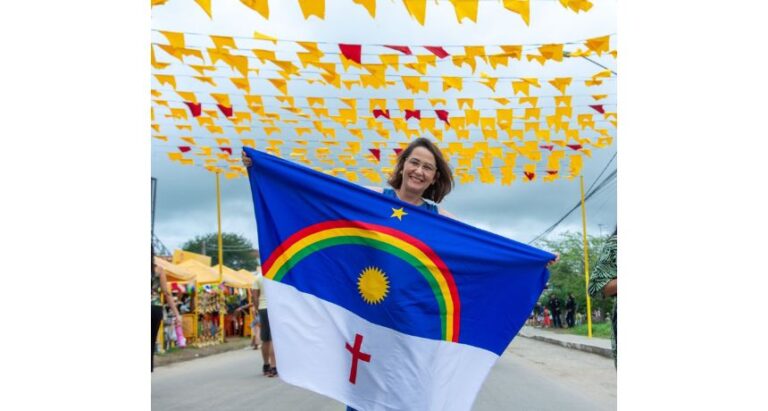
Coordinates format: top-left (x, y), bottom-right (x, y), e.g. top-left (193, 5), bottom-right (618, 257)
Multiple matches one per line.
top-left (449, 0), bottom-right (478, 23)
top-left (242, 1), bottom-right (269, 19)
top-left (193, 0), bottom-right (212, 18)
top-left (352, 0), bottom-right (376, 17)
top-left (298, 0), bottom-right (325, 19)
top-left (403, 0), bottom-right (427, 25)
top-left (503, 0), bottom-right (530, 25)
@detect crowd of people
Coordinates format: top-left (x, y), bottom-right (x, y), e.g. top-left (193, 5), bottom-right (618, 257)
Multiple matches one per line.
top-left (527, 292), bottom-right (611, 329)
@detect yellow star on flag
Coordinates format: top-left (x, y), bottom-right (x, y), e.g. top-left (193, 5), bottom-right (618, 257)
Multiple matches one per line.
top-left (390, 207), bottom-right (408, 221)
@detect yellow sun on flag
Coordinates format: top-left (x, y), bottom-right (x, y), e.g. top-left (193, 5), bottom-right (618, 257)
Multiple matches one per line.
top-left (357, 266), bottom-right (390, 304)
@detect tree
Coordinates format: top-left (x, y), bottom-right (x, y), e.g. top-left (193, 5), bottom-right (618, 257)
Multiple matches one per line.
top-left (535, 232), bottom-right (614, 320)
top-left (181, 232), bottom-right (260, 271)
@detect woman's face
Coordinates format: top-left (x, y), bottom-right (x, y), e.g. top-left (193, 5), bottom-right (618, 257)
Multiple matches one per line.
top-left (401, 146), bottom-right (438, 195)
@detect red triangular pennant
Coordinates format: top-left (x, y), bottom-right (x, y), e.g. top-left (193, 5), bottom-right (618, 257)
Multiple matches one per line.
top-left (183, 101), bottom-right (202, 117)
top-left (405, 109), bottom-right (421, 121)
top-left (393, 148), bottom-right (403, 156)
top-left (178, 146), bottom-right (191, 153)
top-left (566, 144), bottom-right (583, 151)
top-left (373, 109), bottom-right (391, 119)
top-left (546, 170), bottom-right (559, 175)
top-left (524, 171), bottom-right (535, 181)
top-left (424, 46), bottom-right (449, 59)
top-left (339, 44), bottom-right (363, 64)
top-left (217, 104), bottom-right (233, 118)
top-left (384, 45), bottom-right (412, 55)
top-left (589, 104), bottom-right (605, 114)
top-left (540, 145), bottom-right (554, 151)
top-left (219, 147), bottom-right (232, 155)
top-left (369, 148), bottom-right (381, 161)
top-left (435, 109), bottom-right (450, 125)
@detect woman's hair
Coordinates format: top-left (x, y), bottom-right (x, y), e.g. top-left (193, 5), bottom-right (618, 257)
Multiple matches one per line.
top-left (387, 137), bottom-right (454, 203)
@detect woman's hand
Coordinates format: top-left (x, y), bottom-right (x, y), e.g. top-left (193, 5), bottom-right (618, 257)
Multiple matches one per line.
top-left (241, 150), bottom-right (252, 167)
top-left (547, 253), bottom-right (560, 266)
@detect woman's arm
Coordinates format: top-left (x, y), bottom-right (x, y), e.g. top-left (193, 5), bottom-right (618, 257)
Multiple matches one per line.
top-left (157, 266), bottom-right (182, 324)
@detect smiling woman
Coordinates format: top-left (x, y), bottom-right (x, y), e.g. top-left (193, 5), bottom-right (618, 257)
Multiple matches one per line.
top-left (375, 137), bottom-right (457, 218)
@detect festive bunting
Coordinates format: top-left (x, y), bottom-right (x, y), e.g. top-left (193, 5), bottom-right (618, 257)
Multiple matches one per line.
top-left (217, 104), bottom-right (234, 117)
top-left (402, 0), bottom-right (427, 25)
top-left (183, 101), bottom-right (202, 117)
top-left (339, 44), bottom-right (362, 64)
top-left (503, 0), bottom-right (530, 25)
top-left (404, 109), bottom-right (421, 121)
top-left (241, 0), bottom-right (269, 19)
top-left (589, 104), bottom-right (605, 114)
top-left (548, 77), bottom-right (572, 95)
top-left (500, 45), bottom-right (523, 60)
top-left (559, 0), bottom-right (593, 13)
top-left (402, 76), bottom-right (429, 93)
top-left (424, 46), bottom-right (449, 59)
top-left (538, 44), bottom-right (564, 62)
top-left (268, 78), bottom-right (288, 94)
top-left (442, 76), bottom-right (463, 92)
top-left (435, 110), bottom-right (450, 126)
top-left (372, 109), bottom-right (391, 119)
top-left (384, 45), bottom-right (412, 55)
top-left (154, 75), bottom-right (176, 89)
top-left (585, 35), bottom-right (610, 56)
top-left (448, 0), bottom-right (478, 22)
top-left (298, 0), bottom-right (325, 19)
top-left (352, 0), bottom-right (376, 17)
top-left (523, 164), bottom-right (536, 181)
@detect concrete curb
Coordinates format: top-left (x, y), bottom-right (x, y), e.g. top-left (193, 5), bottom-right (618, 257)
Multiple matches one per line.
top-left (155, 338), bottom-right (253, 367)
top-left (518, 333), bottom-right (613, 359)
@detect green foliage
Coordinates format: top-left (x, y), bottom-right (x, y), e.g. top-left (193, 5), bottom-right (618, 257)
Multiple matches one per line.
top-left (181, 232), bottom-right (259, 271)
top-left (536, 231), bottom-right (614, 316)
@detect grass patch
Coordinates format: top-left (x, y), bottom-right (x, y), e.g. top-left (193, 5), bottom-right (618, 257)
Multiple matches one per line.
top-left (553, 322), bottom-right (613, 339)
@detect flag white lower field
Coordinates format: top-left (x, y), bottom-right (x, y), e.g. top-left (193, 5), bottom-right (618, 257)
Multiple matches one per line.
top-left (266, 279), bottom-right (499, 411)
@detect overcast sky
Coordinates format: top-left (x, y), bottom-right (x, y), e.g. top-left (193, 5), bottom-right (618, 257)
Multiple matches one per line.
top-left (150, 0), bottom-right (617, 253)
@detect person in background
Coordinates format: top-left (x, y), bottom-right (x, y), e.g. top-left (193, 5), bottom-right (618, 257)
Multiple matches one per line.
top-left (152, 246), bottom-right (182, 372)
top-left (253, 269), bottom-right (277, 377)
top-left (533, 301), bottom-right (543, 327)
top-left (548, 294), bottom-right (562, 328)
top-left (565, 293), bottom-right (576, 328)
top-left (589, 228), bottom-right (617, 368)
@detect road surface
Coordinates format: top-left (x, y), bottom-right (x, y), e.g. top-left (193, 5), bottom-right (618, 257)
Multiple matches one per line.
top-left (152, 336), bottom-right (616, 410)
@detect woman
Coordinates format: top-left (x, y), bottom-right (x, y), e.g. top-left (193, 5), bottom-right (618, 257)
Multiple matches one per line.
top-left (151, 246), bottom-right (182, 372)
top-left (242, 137), bottom-right (555, 408)
top-left (243, 137), bottom-right (456, 217)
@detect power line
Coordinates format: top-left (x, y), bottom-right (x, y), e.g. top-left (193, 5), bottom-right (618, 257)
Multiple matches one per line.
top-left (527, 165), bottom-right (616, 245)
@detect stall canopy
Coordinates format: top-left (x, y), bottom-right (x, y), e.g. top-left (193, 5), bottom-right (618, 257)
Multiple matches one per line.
top-left (173, 250), bottom-right (212, 266)
top-left (216, 264), bottom-right (254, 288)
top-left (154, 257), bottom-right (195, 282)
top-left (236, 269), bottom-right (256, 286)
top-left (178, 259), bottom-right (219, 284)
top-left (167, 249), bottom-right (256, 287)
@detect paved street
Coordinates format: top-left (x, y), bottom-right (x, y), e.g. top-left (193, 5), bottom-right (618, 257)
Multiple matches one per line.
top-left (152, 336), bottom-right (616, 410)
